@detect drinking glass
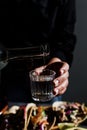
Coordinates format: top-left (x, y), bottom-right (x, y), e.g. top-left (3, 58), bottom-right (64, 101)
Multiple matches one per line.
top-left (29, 69), bottom-right (56, 102)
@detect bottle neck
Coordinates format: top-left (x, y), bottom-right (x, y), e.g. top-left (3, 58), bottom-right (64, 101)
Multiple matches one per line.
top-left (0, 44), bottom-right (50, 70)
top-left (7, 44), bottom-right (50, 61)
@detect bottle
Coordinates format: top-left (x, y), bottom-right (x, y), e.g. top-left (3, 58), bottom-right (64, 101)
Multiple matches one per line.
top-left (0, 43), bottom-right (50, 70)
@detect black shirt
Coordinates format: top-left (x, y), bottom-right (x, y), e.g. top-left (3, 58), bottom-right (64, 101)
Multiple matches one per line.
top-left (0, 0), bottom-right (76, 65)
top-left (0, 0), bottom-right (76, 103)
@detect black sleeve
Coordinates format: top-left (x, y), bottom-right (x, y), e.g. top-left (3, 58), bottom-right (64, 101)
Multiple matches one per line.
top-left (50, 0), bottom-right (77, 66)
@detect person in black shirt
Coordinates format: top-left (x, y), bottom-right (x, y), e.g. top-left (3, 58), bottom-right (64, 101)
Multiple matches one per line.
top-left (0, 0), bottom-right (76, 105)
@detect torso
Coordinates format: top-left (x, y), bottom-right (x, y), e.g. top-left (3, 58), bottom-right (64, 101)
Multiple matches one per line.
top-left (1, 0), bottom-right (65, 47)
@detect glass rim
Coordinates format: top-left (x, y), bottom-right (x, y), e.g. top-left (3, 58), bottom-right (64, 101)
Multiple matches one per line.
top-left (29, 69), bottom-right (56, 77)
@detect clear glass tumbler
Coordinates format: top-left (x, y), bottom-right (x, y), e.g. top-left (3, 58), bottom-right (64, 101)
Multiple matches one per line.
top-left (29, 69), bottom-right (56, 102)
